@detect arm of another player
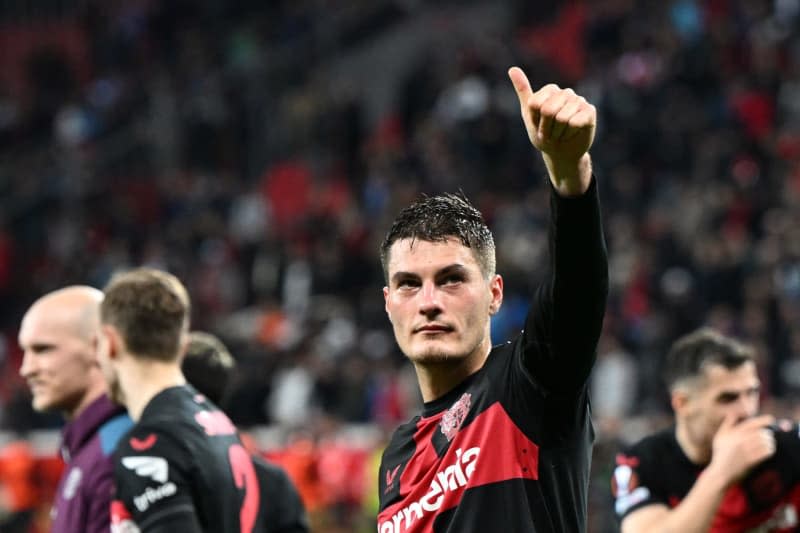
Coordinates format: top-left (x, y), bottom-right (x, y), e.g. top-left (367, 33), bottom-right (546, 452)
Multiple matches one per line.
top-left (508, 66), bottom-right (608, 392)
top-left (112, 428), bottom-right (204, 533)
top-left (620, 414), bottom-right (776, 533)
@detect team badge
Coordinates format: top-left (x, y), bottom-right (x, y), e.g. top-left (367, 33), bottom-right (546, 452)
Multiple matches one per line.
top-left (440, 392), bottom-right (472, 442)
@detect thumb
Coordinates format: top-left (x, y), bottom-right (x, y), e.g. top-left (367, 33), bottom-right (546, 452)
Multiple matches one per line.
top-left (508, 66), bottom-right (533, 108)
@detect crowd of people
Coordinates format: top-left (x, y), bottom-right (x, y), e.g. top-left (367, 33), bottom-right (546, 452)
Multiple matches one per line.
top-left (0, 0), bottom-right (799, 531)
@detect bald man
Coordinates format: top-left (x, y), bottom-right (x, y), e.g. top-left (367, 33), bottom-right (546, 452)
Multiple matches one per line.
top-left (18, 286), bottom-right (132, 533)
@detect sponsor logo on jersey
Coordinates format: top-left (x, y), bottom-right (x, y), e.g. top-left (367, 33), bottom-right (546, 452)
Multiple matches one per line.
top-left (440, 393), bottom-right (471, 442)
top-left (378, 447), bottom-right (480, 533)
top-left (385, 464), bottom-right (401, 495)
top-left (132, 482), bottom-right (178, 512)
top-left (121, 456), bottom-right (169, 483)
top-left (62, 467), bottom-right (82, 500)
top-left (130, 434), bottom-right (157, 451)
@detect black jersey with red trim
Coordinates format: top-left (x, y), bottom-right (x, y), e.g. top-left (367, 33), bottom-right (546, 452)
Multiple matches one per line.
top-left (111, 385), bottom-right (264, 533)
top-left (377, 179), bottom-right (608, 533)
top-left (613, 425), bottom-right (800, 532)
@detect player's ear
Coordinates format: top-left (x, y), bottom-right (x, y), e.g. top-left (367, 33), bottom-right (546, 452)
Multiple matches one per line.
top-left (671, 388), bottom-right (690, 415)
top-left (99, 324), bottom-right (121, 361)
top-left (178, 330), bottom-right (189, 361)
top-left (488, 274), bottom-right (503, 315)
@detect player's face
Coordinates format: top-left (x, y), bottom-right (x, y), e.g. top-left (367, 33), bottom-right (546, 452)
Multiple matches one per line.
top-left (383, 237), bottom-right (502, 366)
top-left (18, 306), bottom-right (96, 417)
top-left (683, 362), bottom-right (761, 448)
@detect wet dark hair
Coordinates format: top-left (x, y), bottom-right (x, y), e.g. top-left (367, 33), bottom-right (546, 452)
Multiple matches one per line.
top-left (380, 193), bottom-right (495, 283)
top-left (664, 327), bottom-right (755, 390)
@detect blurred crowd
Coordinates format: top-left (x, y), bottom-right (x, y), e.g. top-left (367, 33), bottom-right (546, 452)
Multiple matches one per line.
top-left (0, 0), bottom-right (799, 531)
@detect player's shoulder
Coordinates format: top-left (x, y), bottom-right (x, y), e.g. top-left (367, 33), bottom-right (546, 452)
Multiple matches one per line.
top-left (252, 455), bottom-right (287, 480)
top-left (380, 415), bottom-right (422, 464)
top-left (98, 413), bottom-right (134, 457)
top-left (385, 415), bottom-right (422, 446)
top-left (113, 418), bottom-right (188, 461)
top-left (616, 426), bottom-right (677, 467)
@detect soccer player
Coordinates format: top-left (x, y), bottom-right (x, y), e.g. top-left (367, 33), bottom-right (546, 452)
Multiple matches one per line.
top-left (376, 66), bottom-right (608, 532)
top-left (182, 331), bottom-right (310, 533)
top-left (613, 328), bottom-right (800, 532)
top-left (18, 285), bottom-right (132, 533)
top-left (97, 268), bottom-right (264, 532)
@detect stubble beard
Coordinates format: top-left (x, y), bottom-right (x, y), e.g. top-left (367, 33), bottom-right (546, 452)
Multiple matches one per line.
top-left (407, 336), bottom-right (483, 368)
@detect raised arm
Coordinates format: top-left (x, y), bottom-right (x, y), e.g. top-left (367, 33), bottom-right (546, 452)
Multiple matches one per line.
top-left (508, 66), bottom-right (594, 196)
top-left (508, 66), bottom-right (608, 393)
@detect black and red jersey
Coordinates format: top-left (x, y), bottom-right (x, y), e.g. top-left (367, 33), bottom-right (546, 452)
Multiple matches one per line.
top-left (111, 385), bottom-right (267, 533)
top-left (613, 426), bottom-right (800, 532)
top-left (377, 180), bottom-right (608, 532)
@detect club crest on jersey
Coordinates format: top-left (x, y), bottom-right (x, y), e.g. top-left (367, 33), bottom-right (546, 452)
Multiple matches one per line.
top-left (440, 393), bottom-right (471, 442)
top-left (611, 464), bottom-right (639, 498)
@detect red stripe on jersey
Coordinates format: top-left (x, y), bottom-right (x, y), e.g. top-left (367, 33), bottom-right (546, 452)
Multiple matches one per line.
top-left (711, 480), bottom-right (800, 532)
top-left (378, 403), bottom-right (539, 533)
top-left (110, 499), bottom-right (132, 522)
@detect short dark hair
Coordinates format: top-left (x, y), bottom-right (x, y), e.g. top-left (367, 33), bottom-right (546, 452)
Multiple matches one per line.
top-left (664, 327), bottom-right (755, 390)
top-left (380, 193), bottom-right (495, 282)
top-left (182, 331), bottom-right (235, 405)
top-left (101, 268), bottom-right (190, 362)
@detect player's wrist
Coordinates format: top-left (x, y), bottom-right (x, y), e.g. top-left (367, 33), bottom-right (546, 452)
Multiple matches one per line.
top-left (702, 460), bottom-right (738, 490)
top-left (544, 153), bottom-right (592, 196)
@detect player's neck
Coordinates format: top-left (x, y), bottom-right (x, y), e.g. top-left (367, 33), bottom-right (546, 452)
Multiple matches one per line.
top-left (64, 371), bottom-right (107, 421)
top-left (119, 358), bottom-right (186, 422)
top-left (675, 422), bottom-right (711, 465)
top-left (415, 342), bottom-right (491, 403)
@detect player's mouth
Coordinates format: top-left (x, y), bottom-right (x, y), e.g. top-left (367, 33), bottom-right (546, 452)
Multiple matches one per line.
top-left (414, 324), bottom-right (453, 334)
top-left (28, 382), bottom-right (48, 394)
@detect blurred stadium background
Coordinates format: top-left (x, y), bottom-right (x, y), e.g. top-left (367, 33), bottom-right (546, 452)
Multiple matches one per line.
top-left (0, 0), bottom-right (799, 531)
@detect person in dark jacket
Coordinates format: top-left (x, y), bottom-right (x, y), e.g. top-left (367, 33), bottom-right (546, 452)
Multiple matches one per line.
top-left (18, 285), bottom-right (132, 533)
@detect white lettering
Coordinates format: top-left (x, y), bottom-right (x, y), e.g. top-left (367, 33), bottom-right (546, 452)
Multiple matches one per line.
top-left (420, 480), bottom-right (443, 512)
top-left (378, 447), bottom-right (480, 533)
top-left (402, 502), bottom-right (423, 527)
top-left (132, 482), bottom-right (177, 512)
